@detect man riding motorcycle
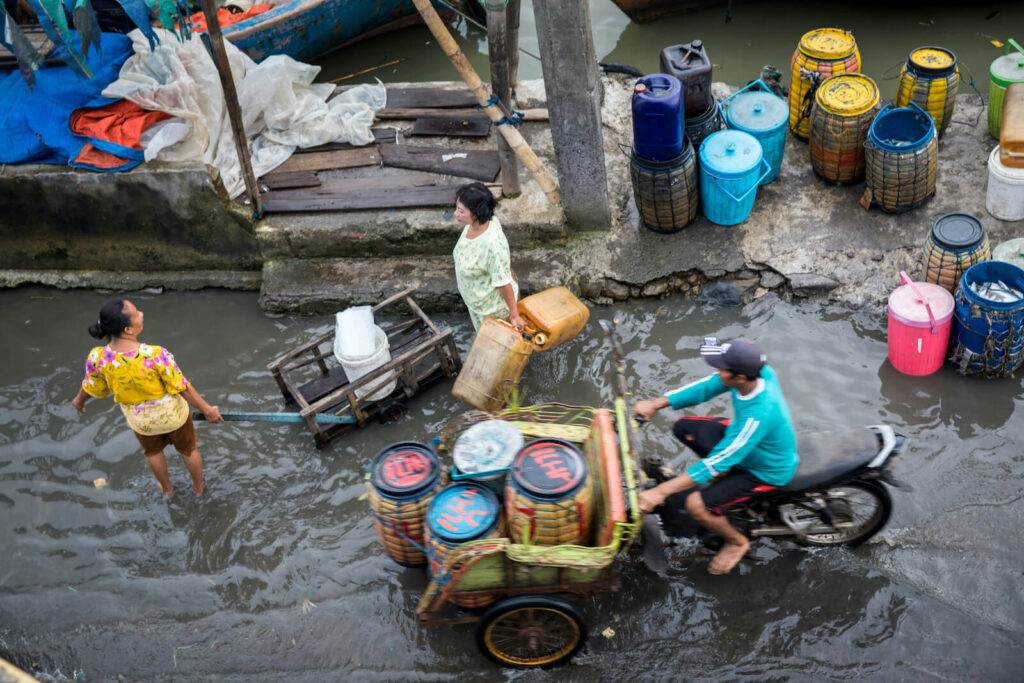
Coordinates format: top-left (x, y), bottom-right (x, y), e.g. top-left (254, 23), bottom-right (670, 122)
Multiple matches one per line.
top-left (633, 337), bottom-right (799, 575)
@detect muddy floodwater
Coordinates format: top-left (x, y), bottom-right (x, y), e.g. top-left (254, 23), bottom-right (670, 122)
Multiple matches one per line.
top-left (1, 287), bottom-right (1022, 680)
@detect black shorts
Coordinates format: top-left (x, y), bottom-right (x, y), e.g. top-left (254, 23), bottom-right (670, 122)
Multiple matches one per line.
top-left (670, 416), bottom-right (778, 515)
top-left (698, 469), bottom-right (779, 514)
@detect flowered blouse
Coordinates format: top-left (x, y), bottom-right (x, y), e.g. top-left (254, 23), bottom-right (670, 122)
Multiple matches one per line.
top-left (81, 344), bottom-right (190, 404)
top-left (453, 216), bottom-right (518, 331)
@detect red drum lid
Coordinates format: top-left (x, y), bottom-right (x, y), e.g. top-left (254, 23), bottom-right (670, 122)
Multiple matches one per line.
top-left (370, 441), bottom-right (440, 498)
top-left (511, 438), bottom-right (588, 499)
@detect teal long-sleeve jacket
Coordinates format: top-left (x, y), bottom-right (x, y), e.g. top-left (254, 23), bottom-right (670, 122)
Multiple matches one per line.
top-left (664, 365), bottom-right (799, 486)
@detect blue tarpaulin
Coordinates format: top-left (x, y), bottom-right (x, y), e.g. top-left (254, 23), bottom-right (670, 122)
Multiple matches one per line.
top-left (0, 31), bottom-right (136, 170)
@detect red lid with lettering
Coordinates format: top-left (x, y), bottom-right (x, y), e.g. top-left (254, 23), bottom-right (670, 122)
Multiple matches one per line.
top-left (370, 441), bottom-right (441, 499)
top-left (426, 482), bottom-right (501, 542)
top-left (511, 438), bottom-right (588, 499)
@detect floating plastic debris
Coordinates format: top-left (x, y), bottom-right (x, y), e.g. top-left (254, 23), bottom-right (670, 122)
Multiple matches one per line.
top-left (93, 478), bottom-right (107, 487)
top-left (602, 627), bottom-right (616, 638)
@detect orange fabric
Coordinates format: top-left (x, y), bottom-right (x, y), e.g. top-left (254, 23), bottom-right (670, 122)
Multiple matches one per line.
top-left (69, 99), bottom-right (173, 151)
top-left (72, 142), bottom-right (132, 169)
top-left (186, 4), bottom-right (274, 32)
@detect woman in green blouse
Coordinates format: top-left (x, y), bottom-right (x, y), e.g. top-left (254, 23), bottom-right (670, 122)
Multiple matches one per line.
top-left (452, 182), bottom-right (526, 332)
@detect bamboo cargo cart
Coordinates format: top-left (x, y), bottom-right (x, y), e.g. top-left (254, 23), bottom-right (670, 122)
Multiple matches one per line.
top-left (267, 287), bottom-right (461, 447)
top-left (409, 403), bottom-right (642, 668)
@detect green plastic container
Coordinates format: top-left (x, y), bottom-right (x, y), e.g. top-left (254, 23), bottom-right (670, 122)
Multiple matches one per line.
top-left (988, 39), bottom-right (1024, 138)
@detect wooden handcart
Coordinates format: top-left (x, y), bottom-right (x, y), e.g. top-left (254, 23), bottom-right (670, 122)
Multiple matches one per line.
top-left (267, 287), bottom-right (462, 448)
top-left (414, 402), bottom-right (643, 668)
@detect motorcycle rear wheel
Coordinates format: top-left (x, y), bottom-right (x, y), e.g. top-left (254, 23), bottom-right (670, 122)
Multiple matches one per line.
top-left (797, 480), bottom-right (892, 547)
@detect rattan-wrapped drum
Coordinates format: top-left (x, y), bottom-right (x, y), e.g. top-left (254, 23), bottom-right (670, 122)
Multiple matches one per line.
top-left (630, 140), bottom-right (699, 233)
top-left (425, 482), bottom-right (504, 608)
top-left (506, 438), bottom-right (593, 546)
top-left (368, 441), bottom-right (445, 567)
top-left (809, 73), bottom-right (880, 184)
top-left (922, 213), bottom-right (990, 292)
top-left (789, 28), bottom-right (861, 140)
top-left (895, 47), bottom-right (959, 138)
top-left (864, 103), bottom-right (938, 213)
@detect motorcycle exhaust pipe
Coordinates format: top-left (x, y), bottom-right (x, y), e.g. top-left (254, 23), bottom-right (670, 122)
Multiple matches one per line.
top-left (750, 524), bottom-right (843, 538)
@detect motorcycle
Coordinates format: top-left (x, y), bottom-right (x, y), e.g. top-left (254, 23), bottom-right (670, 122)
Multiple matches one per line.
top-left (644, 425), bottom-right (909, 550)
top-left (598, 317), bottom-right (910, 565)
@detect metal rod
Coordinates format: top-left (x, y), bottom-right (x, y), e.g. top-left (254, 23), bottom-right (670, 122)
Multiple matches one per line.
top-left (192, 411), bottom-right (355, 425)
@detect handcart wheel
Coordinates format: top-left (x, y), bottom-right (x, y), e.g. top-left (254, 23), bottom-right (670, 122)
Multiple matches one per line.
top-left (377, 400), bottom-right (408, 424)
top-left (475, 595), bottom-right (587, 669)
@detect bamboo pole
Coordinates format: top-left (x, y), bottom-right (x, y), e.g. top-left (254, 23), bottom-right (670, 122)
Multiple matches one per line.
top-left (486, 2), bottom-right (521, 197)
top-left (200, 0), bottom-right (263, 217)
top-left (410, 0), bottom-right (560, 205)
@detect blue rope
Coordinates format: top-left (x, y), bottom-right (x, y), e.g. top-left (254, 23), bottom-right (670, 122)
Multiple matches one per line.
top-left (478, 95), bottom-right (500, 109)
top-left (497, 109), bottom-right (525, 126)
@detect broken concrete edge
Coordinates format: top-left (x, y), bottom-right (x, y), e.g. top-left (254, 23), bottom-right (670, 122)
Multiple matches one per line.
top-left (0, 259), bottom-right (879, 316)
top-left (0, 269), bottom-right (262, 292)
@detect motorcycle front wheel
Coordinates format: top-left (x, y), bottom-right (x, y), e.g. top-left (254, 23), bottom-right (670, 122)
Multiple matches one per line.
top-left (797, 480), bottom-right (892, 547)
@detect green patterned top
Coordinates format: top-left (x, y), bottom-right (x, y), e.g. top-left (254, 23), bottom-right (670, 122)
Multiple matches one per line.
top-left (453, 216), bottom-right (518, 330)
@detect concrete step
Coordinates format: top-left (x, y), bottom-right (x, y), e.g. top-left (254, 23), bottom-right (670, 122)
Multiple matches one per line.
top-left (259, 249), bottom-right (573, 315)
top-left (256, 199), bottom-right (568, 260)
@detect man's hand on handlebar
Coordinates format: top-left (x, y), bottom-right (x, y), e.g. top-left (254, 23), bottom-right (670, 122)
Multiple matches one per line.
top-left (633, 396), bottom-right (669, 423)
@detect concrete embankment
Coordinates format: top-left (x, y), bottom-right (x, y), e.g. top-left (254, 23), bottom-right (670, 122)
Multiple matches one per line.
top-left (2, 76), bottom-right (1021, 313)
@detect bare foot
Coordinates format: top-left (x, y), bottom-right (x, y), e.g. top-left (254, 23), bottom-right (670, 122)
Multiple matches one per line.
top-left (156, 480), bottom-right (173, 498)
top-left (708, 539), bottom-right (749, 575)
top-left (192, 482), bottom-right (204, 496)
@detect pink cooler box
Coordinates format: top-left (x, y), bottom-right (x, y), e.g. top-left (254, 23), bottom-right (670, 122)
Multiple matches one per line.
top-left (887, 271), bottom-right (954, 375)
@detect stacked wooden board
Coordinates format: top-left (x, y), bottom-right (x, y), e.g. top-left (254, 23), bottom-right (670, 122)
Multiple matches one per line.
top-left (259, 86), bottom-right (519, 214)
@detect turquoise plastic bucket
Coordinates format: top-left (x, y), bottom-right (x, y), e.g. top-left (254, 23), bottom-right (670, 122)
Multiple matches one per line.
top-left (720, 79), bottom-right (788, 185)
top-left (698, 130), bottom-right (770, 226)
top-left (948, 261), bottom-right (1024, 377)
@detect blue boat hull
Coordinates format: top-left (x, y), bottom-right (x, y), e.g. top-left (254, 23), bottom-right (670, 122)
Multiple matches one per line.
top-left (222, 0), bottom-right (426, 63)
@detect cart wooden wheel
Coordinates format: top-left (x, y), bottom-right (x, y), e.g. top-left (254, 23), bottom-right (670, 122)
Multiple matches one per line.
top-left (475, 595), bottom-right (587, 668)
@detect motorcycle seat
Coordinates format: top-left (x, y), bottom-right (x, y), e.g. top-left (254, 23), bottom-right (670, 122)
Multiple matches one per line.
top-left (778, 429), bottom-right (880, 492)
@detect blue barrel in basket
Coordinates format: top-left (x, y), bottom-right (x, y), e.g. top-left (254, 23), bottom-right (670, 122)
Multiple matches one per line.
top-left (368, 441), bottom-right (444, 567)
top-left (721, 79), bottom-right (788, 185)
top-left (632, 74), bottom-right (684, 161)
top-left (699, 130), bottom-right (770, 226)
top-left (948, 261), bottom-right (1024, 377)
top-left (425, 482), bottom-right (503, 607)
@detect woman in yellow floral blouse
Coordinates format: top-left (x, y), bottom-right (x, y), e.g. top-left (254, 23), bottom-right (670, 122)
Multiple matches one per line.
top-left (452, 182), bottom-right (526, 332)
top-left (72, 299), bottom-right (223, 496)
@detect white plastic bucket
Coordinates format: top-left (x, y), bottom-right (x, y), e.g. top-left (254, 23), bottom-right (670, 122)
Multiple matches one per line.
top-left (337, 325), bottom-right (397, 401)
top-left (333, 306), bottom-right (375, 360)
top-left (987, 145), bottom-right (1024, 221)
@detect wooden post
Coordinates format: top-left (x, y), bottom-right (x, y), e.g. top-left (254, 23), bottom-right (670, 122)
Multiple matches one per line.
top-left (199, 0), bottom-right (263, 217)
top-left (532, 0), bottom-right (611, 228)
top-left (410, 0), bottom-right (560, 206)
top-left (506, 0), bottom-right (522, 89)
top-left (486, 2), bottom-right (521, 197)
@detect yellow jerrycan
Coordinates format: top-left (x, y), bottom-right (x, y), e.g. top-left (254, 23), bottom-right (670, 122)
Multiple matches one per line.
top-left (452, 317), bottom-right (533, 412)
top-left (517, 286), bottom-right (591, 352)
top-left (1001, 83), bottom-right (1024, 168)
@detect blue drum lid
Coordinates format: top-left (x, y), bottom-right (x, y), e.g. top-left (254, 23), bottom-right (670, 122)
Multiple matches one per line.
top-left (370, 441), bottom-right (440, 498)
top-left (511, 438), bottom-right (588, 499)
top-left (426, 482), bottom-right (500, 542)
top-left (725, 91), bottom-right (788, 132)
top-left (932, 213), bottom-right (985, 251)
top-left (699, 130), bottom-right (763, 178)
